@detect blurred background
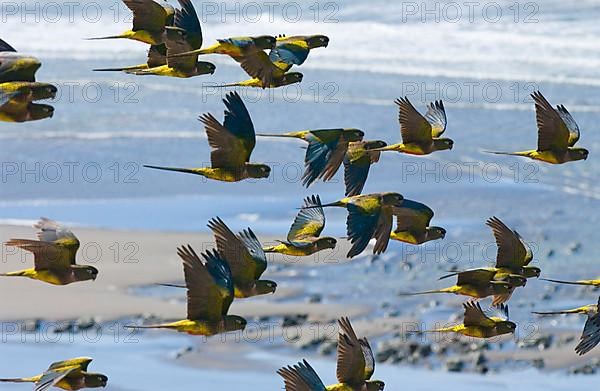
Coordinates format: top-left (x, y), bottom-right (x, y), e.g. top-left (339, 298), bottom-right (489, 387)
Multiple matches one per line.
top-left (1, 0), bottom-right (600, 389)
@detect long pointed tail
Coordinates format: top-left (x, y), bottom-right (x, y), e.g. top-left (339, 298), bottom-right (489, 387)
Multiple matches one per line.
top-left (256, 132), bottom-right (303, 138)
top-left (93, 65), bottom-right (148, 72)
top-left (123, 324), bottom-right (172, 330)
top-left (168, 48), bottom-right (209, 59)
top-left (124, 69), bottom-right (152, 75)
top-left (398, 288), bottom-right (450, 296)
top-left (370, 145), bottom-right (398, 152)
top-left (422, 326), bottom-right (456, 333)
top-left (483, 150), bottom-right (528, 156)
top-left (86, 35), bottom-right (127, 41)
top-left (157, 283), bottom-right (186, 289)
top-left (0, 270), bottom-right (29, 277)
top-left (0, 378), bottom-right (35, 383)
top-left (143, 165), bottom-right (202, 176)
top-left (301, 201), bottom-right (344, 209)
top-left (406, 326), bottom-right (455, 334)
top-left (541, 278), bottom-right (596, 286)
top-left (532, 309), bottom-right (581, 315)
top-left (216, 82), bottom-right (246, 88)
top-left (438, 271), bottom-right (461, 280)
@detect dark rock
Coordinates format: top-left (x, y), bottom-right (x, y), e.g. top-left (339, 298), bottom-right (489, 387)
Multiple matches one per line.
top-left (414, 344), bottom-right (432, 358)
top-left (571, 365), bottom-right (596, 375)
top-left (475, 364), bottom-right (489, 374)
top-left (556, 334), bottom-right (575, 346)
top-left (531, 359), bottom-right (545, 369)
top-left (318, 341), bottom-right (337, 356)
top-left (53, 322), bottom-right (75, 334)
top-left (540, 293), bottom-right (552, 301)
top-left (282, 314), bottom-right (308, 327)
top-left (445, 359), bottom-right (464, 372)
top-left (299, 335), bottom-right (327, 350)
top-left (568, 242), bottom-right (582, 254)
top-left (474, 352), bottom-right (487, 366)
top-left (376, 347), bottom-right (398, 363)
top-left (175, 346), bottom-right (193, 359)
top-left (76, 317), bottom-right (97, 331)
top-left (518, 334), bottom-right (553, 350)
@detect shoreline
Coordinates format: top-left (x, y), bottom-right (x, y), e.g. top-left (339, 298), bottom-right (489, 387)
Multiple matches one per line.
top-left (1, 223), bottom-right (600, 379)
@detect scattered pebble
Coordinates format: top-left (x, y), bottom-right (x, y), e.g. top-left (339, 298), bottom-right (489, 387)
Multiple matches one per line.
top-left (21, 319), bottom-right (40, 333)
top-left (445, 358), bottom-right (464, 372)
top-left (282, 314), bottom-right (307, 327)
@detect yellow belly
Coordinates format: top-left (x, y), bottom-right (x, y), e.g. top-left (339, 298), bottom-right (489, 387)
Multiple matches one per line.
top-left (216, 43), bottom-right (244, 57)
top-left (265, 243), bottom-right (314, 256)
top-left (236, 78), bottom-right (263, 87)
top-left (56, 378), bottom-right (82, 391)
top-left (33, 270), bottom-right (67, 285)
top-left (138, 65), bottom-right (190, 78)
top-left (233, 287), bottom-right (251, 298)
top-left (494, 268), bottom-right (516, 279)
top-left (200, 168), bottom-right (246, 182)
top-left (457, 326), bottom-right (496, 338)
top-left (229, 76), bottom-right (291, 88)
top-left (3, 268), bottom-right (66, 285)
top-left (161, 319), bottom-right (220, 336)
top-left (390, 231), bottom-right (419, 244)
top-left (528, 150), bottom-right (561, 164)
top-left (0, 112), bottom-right (20, 122)
top-left (326, 384), bottom-right (355, 391)
top-left (127, 30), bottom-right (161, 45)
top-left (398, 143), bottom-right (430, 155)
top-left (383, 143), bottom-right (429, 155)
top-left (456, 284), bottom-right (491, 298)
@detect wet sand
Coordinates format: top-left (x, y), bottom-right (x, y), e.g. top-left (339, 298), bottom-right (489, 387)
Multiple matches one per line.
top-left (1, 223), bottom-right (600, 389)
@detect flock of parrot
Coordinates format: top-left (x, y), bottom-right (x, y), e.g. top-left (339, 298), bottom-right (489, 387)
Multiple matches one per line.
top-left (0, 39), bottom-right (57, 122)
top-left (88, 0), bottom-right (323, 87)
top-left (0, 0), bottom-right (597, 389)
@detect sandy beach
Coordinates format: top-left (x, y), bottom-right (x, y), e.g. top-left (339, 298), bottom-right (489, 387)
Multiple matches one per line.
top-left (1, 222), bottom-right (600, 391)
top-left (0, 224), bottom-right (368, 322)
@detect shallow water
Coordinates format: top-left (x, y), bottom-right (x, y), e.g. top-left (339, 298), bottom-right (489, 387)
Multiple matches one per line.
top-left (2, 0), bottom-right (600, 387)
top-left (1, 330), bottom-right (599, 390)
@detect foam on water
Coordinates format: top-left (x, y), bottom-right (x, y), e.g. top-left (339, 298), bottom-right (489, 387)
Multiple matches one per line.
top-left (4, 0), bottom-right (600, 85)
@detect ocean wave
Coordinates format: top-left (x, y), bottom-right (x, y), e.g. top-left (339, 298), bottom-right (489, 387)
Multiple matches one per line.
top-left (3, 100), bottom-right (600, 142)
top-left (0, 130), bottom-right (203, 140)
top-left (4, 2), bottom-right (600, 87)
